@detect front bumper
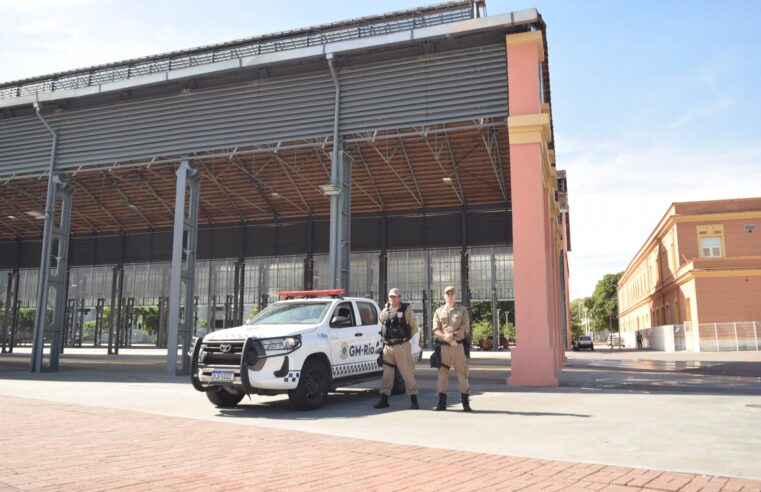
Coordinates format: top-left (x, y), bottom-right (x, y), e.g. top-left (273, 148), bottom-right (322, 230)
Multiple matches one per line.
top-left (190, 336), bottom-right (301, 394)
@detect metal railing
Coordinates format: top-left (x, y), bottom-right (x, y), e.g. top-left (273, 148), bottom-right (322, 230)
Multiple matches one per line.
top-left (694, 321), bottom-right (760, 352)
top-left (1, 1), bottom-right (477, 100)
top-left (637, 322), bottom-right (761, 352)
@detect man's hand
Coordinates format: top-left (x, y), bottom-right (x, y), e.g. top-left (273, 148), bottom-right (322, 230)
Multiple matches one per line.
top-left (443, 332), bottom-right (453, 342)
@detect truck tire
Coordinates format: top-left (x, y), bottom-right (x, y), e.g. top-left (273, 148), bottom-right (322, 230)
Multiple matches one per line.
top-left (288, 358), bottom-right (329, 410)
top-left (391, 368), bottom-right (406, 395)
top-left (206, 387), bottom-right (245, 408)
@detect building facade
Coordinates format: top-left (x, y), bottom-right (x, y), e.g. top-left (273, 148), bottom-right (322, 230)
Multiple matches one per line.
top-left (0, 1), bottom-right (570, 382)
top-left (618, 198), bottom-right (761, 351)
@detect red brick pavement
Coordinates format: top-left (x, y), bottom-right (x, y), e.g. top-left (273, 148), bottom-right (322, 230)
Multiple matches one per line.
top-left (1, 396), bottom-right (759, 492)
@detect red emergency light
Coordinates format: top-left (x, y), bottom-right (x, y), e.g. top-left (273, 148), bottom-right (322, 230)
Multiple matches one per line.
top-left (278, 289), bottom-right (345, 299)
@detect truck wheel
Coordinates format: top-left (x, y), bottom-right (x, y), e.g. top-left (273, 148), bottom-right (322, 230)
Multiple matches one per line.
top-left (288, 359), bottom-right (329, 410)
top-left (391, 368), bottom-right (406, 395)
top-left (206, 388), bottom-right (245, 408)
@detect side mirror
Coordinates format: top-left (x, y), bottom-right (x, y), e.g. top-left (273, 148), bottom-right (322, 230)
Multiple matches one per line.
top-left (330, 315), bottom-right (352, 327)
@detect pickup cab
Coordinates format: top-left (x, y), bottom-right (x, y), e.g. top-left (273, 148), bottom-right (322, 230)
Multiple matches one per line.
top-left (190, 289), bottom-right (421, 410)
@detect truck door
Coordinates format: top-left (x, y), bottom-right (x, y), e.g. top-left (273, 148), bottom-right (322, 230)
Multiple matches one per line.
top-left (328, 301), bottom-right (375, 378)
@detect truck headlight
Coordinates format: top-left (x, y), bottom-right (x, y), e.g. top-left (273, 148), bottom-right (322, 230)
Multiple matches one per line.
top-left (260, 336), bottom-right (301, 352)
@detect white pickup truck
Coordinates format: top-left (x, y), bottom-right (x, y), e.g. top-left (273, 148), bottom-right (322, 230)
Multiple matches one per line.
top-left (190, 290), bottom-right (422, 410)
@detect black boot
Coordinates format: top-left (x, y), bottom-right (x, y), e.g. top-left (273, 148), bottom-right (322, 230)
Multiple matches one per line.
top-left (461, 393), bottom-right (472, 412)
top-left (410, 395), bottom-right (420, 409)
top-left (373, 394), bottom-right (389, 409)
top-left (434, 393), bottom-right (447, 411)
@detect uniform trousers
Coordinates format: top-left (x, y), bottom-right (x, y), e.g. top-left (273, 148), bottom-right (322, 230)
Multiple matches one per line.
top-left (437, 342), bottom-right (469, 394)
top-left (379, 341), bottom-right (418, 396)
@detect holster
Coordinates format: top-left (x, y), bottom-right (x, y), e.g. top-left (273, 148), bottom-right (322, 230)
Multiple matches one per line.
top-left (430, 343), bottom-right (442, 368)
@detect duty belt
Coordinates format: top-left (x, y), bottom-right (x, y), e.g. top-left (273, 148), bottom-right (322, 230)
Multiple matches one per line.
top-left (385, 337), bottom-right (410, 346)
top-left (435, 339), bottom-right (465, 345)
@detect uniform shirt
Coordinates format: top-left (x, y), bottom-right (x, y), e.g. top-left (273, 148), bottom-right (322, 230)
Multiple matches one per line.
top-left (433, 303), bottom-right (470, 342)
top-left (379, 304), bottom-right (419, 338)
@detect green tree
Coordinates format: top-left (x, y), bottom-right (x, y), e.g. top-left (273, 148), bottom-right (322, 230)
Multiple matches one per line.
top-left (470, 319), bottom-right (513, 344)
top-left (570, 298), bottom-right (586, 339)
top-left (588, 272), bottom-right (623, 332)
top-left (134, 306), bottom-right (160, 335)
top-left (246, 304), bottom-right (261, 321)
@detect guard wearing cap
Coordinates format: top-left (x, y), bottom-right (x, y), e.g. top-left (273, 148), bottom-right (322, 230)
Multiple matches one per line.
top-left (374, 287), bottom-right (420, 410)
top-left (432, 285), bottom-right (471, 411)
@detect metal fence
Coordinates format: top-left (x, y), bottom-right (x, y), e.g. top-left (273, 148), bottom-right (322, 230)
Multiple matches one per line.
top-left (637, 322), bottom-right (761, 352)
top-left (695, 321), bottom-right (760, 352)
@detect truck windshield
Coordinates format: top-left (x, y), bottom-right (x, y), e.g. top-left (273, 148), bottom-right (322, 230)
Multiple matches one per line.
top-left (245, 302), bottom-right (331, 325)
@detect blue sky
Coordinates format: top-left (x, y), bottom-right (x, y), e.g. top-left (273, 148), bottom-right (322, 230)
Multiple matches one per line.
top-left (2, 0), bottom-right (760, 299)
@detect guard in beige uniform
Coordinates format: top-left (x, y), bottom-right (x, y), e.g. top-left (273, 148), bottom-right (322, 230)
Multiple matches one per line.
top-left (373, 288), bottom-right (420, 410)
top-left (432, 285), bottom-right (471, 411)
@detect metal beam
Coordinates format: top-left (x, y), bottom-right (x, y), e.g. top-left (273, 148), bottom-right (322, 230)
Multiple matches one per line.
top-left (424, 137), bottom-right (463, 204)
top-left (167, 160), bottom-right (200, 376)
top-left (138, 171), bottom-right (180, 220)
top-left (368, 140), bottom-right (423, 207)
top-left (102, 172), bottom-right (154, 229)
top-left (72, 179), bottom-right (123, 230)
top-left (229, 155), bottom-right (278, 219)
top-left (0, 193), bottom-right (42, 231)
top-left (313, 149), bottom-right (332, 180)
top-left (273, 155), bottom-right (312, 215)
top-left (396, 132), bottom-right (425, 208)
top-left (31, 176), bottom-right (72, 372)
top-left (327, 54), bottom-right (350, 291)
top-left (0, 219), bottom-right (19, 236)
top-left (352, 144), bottom-right (384, 210)
top-left (15, 182), bottom-right (99, 232)
top-left (195, 160), bottom-right (247, 221)
top-left (480, 126), bottom-right (508, 202)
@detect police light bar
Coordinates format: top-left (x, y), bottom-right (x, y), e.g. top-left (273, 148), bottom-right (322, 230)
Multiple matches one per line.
top-left (278, 289), bottom-right (345, 298)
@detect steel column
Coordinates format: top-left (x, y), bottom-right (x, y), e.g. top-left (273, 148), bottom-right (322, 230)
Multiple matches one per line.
top-left (30, 177), bottom-right (72, 372)
top-left (1, 270), bottom-right (19, 353)
top-left (30, 100), bottom-right (61, 373)
top-left (94, 298), bottom-right (105, 346)
top-left (491, 252), bottom-right (499, 351)
top-left (166, 160), bottom-right (200, 376)
top-left (107, 266), bottom-right (124, 354)
top-left (327, 53), bottom-right (352, 291)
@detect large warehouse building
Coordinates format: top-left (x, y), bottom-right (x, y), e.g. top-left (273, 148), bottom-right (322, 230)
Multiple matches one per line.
top-left (0, 1), bottom-right (570, 385)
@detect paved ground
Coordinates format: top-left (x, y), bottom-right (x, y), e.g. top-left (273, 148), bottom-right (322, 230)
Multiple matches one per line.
top-left (1, 346), bottom-right (760, 491)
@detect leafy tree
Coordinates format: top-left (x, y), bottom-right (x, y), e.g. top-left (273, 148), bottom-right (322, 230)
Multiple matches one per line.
top-left (466, 300), bottom-right (514, 342)
top-left (470, 319), bottom-right (493, 343)
top-left (588, 272), bottom-right (623, 332)
top-left (246, 304), bottom-right (261, 322)
top-left (570, 298), bottom-right (586, 339)
top-left (134, 306), bottom-right (160, 335)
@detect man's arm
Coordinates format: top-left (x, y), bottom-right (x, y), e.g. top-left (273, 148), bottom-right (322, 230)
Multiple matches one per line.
top-left (461, 309), bottom-right (471, 336)
top-left (432, 310), bottom-right (445, 341)
top-left (406, 305), bottom-right (419, 338)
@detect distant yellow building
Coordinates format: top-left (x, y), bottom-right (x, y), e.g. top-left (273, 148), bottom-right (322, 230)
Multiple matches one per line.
top-left (618, 198), bottom-right (761, 351)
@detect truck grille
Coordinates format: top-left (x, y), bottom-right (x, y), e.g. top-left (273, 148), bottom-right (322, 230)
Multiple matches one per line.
top-left (200, 340), bottom-right (245, 366)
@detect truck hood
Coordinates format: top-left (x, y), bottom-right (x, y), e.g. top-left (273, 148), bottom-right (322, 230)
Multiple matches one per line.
top-left (203, 324), bottom-right (318, 341)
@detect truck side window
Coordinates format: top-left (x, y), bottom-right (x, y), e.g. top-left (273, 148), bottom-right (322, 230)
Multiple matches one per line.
top-left (357, 301), bottom-right (378, 326)
top-left (330, 302), bottom-right (355, 328)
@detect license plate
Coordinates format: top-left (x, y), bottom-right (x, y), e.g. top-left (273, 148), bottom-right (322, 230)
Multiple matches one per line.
top-left (211, 371), bottom-right (234, 382)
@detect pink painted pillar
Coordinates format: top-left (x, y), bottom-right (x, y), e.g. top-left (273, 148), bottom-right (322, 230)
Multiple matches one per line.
top-left (562, 215), bottom-right (572, 350)
top-left (506, 31), bottom-right (560, 386)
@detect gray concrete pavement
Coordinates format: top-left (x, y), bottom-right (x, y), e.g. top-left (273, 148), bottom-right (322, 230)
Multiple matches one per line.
top-left (1, 347), bottom-right (760, 482)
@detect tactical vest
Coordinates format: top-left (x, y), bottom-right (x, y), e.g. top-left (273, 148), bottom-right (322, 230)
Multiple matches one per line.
top-left (383, 303), bottom-right (411, 341)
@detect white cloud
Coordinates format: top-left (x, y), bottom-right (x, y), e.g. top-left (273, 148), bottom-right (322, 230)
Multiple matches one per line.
top-left (563, 138), bottom-right (761, 298)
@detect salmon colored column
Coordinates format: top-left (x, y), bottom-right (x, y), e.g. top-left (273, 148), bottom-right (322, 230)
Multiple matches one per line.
top-left (506, 31), bottom-right (562, 386)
